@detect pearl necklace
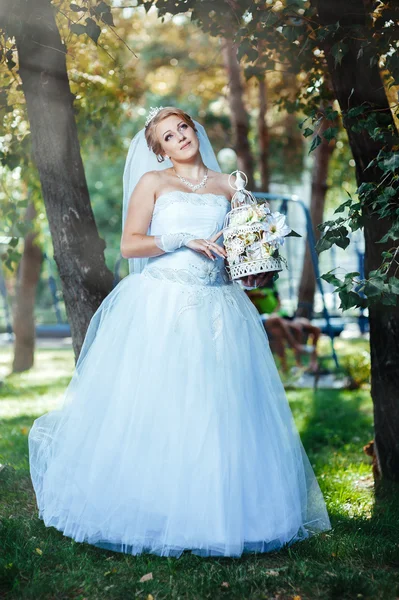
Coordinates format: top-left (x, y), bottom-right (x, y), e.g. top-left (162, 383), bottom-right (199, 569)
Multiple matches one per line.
top-left (173, 167), bottom-right (208, 192)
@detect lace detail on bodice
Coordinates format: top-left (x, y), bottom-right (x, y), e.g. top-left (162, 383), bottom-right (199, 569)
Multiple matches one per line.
top-left (143, 261), bottom-right (231, 287)
top-left (153, 191), bottom-right (230, 217)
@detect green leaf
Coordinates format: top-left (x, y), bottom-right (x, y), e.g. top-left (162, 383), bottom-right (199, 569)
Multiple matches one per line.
top-left (95, 1), bottom-right (115, 25)
top-left (4, 259), bottom-right (14, 271)
top-left (286, 229), bottom-right (301, 238)
top-left (323, 126), bottom-right (339, 142)
top-left (70, 23), bottom-right (87, 36)
top-left (70, 3), bottom-right (85, 11)
top-left (96, 0), bottom-right (111, 12)
top-left (364, 278), bottom-right (386, 298)
top-left (85, 18), bottom-right (101, 44)
top-left (378, 223), bottom-right (399, 244)
top-left (317, 218), bottom-right (345, 232)
top-left (100, 11), bottom-right (114, 26)
top-left (339, 290), bottom-right (362, 310)
top-left (331, 225), bottom-right (350, 250)
top-left (381, 292), bottom-right (397, 306)
top-left (6, 250), bottom-right (21, 262)
top-left (334, 198), bottom-right (352, 214)
top-left (335, 236), bottom-right (350, 250)
top-left (357, 182), bottom-right (374, 196)
top-left (331, 41), bottom-right (349, 66)
top-left (309, 134), bottom-right (322, 154)
top-left (6, 55), bottom-right (16, 70)
top-left (316, 234), bottom-right (335, 253)
top-left (321, 271), bottom-right (342, 287)
top-left (389, 276), bottom-right (399, 295)
top-left (237, 39), bottom-right (257, 63)
top-left (348, 218), bottom-right (361, 232)
top-left (382, 154), bottom-right (399, 173)
top-left (324, 108), bottom-right (339, 122)
top-left (316, 21), bottom-right (340, 42)
top-left (347, 105), bottom-right (367, 118)
top-left (244, 65), bottom-right (264, 81)
top-left (302, 128), bottom-right (314, 138)
top-left (344, 272), bottom-right (360, 280)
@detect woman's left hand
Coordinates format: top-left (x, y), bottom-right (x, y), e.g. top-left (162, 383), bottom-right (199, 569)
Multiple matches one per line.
top-left (239, 272), bottom-right (276, 289)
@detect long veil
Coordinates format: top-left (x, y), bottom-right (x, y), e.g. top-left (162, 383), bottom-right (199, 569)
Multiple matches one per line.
top-left (122, 120), bottom-right (222, 274)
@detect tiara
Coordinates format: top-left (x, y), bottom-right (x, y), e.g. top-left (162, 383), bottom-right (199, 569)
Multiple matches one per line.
top-left (145, 106), bottom-right (164, 127)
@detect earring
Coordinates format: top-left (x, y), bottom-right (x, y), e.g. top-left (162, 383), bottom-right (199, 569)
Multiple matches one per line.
top-left (165, 155), bottom-right (170, 159)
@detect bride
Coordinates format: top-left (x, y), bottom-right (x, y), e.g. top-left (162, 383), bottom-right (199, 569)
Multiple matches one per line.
top-left (28, 106), bottom-right (331, 558)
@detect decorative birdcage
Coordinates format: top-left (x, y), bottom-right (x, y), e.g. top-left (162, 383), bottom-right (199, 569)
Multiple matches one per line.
top-left (223, 171), bottom-right (291, 281)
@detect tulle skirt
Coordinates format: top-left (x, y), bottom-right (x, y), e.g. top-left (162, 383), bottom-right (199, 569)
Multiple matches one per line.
top-left (29, 272), bottom-right (331, 558)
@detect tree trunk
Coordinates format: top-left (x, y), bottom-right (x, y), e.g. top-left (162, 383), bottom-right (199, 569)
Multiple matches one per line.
top-left (296, 106), bottom-right (336, 319)
top-left (12, 203), bottom-right (42, 373)
top-left (1, 0), bottom-right (114, 361)
top-left (223, 40), bottom-right (255, 188)
top-left (317, 0), bottom-right (399, 480)
top-left (258, 74), bottom-right (270, 192)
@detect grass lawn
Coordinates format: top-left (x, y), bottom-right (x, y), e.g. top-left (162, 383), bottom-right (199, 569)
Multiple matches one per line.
top-left (0, 341), bottom-right (398, 600)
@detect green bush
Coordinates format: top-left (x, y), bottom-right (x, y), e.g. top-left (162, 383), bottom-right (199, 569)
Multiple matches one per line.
top-left (341, 350), bottom-right (371, 388)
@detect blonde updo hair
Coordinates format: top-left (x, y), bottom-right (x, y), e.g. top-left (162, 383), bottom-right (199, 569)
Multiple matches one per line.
top-left (145, 107), bottom-right (198, 163)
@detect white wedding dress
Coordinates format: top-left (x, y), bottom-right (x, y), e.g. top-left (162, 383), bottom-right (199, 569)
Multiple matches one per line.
top-left (29, 190), bottom-right (331, 558)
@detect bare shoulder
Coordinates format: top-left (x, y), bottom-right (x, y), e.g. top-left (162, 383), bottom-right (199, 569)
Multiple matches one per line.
top-left (132, 170), bottom-right (162, 200)
top-left (219, 172), bottom-right (235, 186)
top-left (127, 171), bottom-right (162, 211)
top-left (208, 170), bottom-right (235, 200)
top-left (137, 170), bottom-right (163, 186)
top-left (208, 170), bottom-right (229, 183)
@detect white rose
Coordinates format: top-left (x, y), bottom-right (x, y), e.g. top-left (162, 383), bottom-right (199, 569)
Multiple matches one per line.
top-left (230, 210), bottom-right (249, 227)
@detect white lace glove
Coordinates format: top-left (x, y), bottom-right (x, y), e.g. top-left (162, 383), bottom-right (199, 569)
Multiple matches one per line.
top-left (154, 232), bottom-right (197, 253)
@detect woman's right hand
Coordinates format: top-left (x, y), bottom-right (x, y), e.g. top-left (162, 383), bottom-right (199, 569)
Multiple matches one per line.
top-left (185, 230), bottom-right (227, 261)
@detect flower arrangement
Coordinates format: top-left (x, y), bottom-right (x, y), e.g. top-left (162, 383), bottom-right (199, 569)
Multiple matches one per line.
top-left (223, 171), bottom-right (294, 281)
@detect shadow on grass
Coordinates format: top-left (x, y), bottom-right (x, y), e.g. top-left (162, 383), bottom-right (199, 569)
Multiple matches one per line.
top-left (300, 388), bottom-right (373, 455)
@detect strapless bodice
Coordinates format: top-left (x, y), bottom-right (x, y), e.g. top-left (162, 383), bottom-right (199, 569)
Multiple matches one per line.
top-left (142, 191), bottom-right (232, 287)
